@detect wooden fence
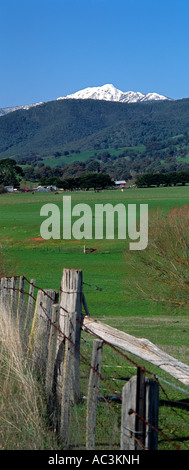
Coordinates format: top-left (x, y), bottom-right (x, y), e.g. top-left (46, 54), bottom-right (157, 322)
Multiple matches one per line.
top-left (0, 268), bottom-right (189, 450)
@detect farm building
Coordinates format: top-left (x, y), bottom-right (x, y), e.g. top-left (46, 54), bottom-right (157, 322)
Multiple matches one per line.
top-left (4, 186), bottom-right (14, 192)
top-left (33, 185), bottom-right (57, 192)
top-left (114, 180), bottom-right (126, 187)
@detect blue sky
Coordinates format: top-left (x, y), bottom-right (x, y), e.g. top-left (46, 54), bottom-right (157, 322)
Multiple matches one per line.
top-left (1, 0), bottom-right (189, 107)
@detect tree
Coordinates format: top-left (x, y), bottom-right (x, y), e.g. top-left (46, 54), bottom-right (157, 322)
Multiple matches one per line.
top-left (78, 173), bottom-right (112, 189)
top-left (86, 161), bottom-right (101, 173)
top-left (23, 166), bottom-right (36, 181)
top-left (0, 159), bottom-right (23, 187)
top-left (54, 151), bottom-right (62, 158)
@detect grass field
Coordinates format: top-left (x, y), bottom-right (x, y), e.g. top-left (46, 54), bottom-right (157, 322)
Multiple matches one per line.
top-left (39, 145), bottom-right (145, 167)
top-left (0, 185), bottom-right (189, 316)
top-left (0, 185), bottom-right (189, 450)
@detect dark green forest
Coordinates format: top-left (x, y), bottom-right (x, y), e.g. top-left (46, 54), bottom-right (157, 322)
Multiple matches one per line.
top-left (1, 97), bottom-right (189, 157)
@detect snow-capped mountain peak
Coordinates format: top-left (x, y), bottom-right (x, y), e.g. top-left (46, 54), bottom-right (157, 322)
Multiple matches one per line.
top-left (57, 84), bottom-right (123, 102)
top-left (0, 84), bottom-right (170, 117)
top-left (57, 84), bottom-right (170, 103)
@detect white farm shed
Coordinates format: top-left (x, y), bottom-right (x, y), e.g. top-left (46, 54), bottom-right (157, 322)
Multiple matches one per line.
top-left (114, 180), bottom-right (126, 187)
top-left (33, 185), bottom-right (57, 192)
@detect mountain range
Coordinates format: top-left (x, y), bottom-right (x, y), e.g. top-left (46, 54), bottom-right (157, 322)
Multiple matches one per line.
top-left (0, 84), bottom-right (170, 117)
top-left (0, 101), bottom-right (43, 117)
top-left (57, 83), bottom-right (170, 104)
top-left (0, 84), bottom-right (189, 162)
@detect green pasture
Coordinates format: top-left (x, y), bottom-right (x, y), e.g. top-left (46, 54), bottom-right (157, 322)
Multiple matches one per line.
top-left (41, 145), bottom-right (145, 167)
top-left (0, 185), bottom-right (188, 317)
top-left (1, 185), bottom-right (189, 450)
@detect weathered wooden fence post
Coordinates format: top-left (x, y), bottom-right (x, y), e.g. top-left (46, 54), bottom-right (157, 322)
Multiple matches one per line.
top-left (10, 276), bottom-right (19, 320)
top-left (121, 368), bottom-right (159, 450)
top-left (60, 310), bottom-right (81, 448)
top-left (53, 268), bottom-right (83, 446)
top-left (60, 268), bottom-right (83, 337)
top-left (145, 378), bottom-right (159, 450)
top-left (24, 279), bottom-right (36, 338)
top-left (1, 277), bottom-right (12, 314)
top-left (86, 339), bottom-right (103, 450)
top-left (135, 367), bottom-right (146, 450)
top-left (45, 303), bottom-right (60, 417)
top-left (55, 269), bottom-right (83, 408)
top-left (7, 277), bottom-right (12, 310)
top-left (0, 277), bottom-right (6, 306)
top-left (28, 288), bottom-right (56, 377)
top-left (121, 375), bottom-right (137, 450)
top-left (17, 276), bottom-right (25, 334)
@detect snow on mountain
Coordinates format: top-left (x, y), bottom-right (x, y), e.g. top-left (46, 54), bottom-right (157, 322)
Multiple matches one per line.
top-left (57, 84), bottom-right (170, 103)
top-left (57, 84), bottom-right (129, 102)
top-left (0, 84), bottom-right (170, 117)
top-left (140, 92), bottom-right (169, 102)
top-left (0, 101), bottom-right (43, 117)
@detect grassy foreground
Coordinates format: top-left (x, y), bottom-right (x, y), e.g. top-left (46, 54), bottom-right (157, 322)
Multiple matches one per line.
top-left (0, 304), bottom-right (60, 450)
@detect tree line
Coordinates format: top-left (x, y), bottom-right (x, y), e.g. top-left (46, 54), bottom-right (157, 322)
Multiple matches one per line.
top-left (0, 158), bottom-right (113, 190)
top-left (40, 172), bottom-right (113, 190)
top-left (1, 157), bottom-right (189, 191)
top-left (136, 171), bottom-right (189, 187)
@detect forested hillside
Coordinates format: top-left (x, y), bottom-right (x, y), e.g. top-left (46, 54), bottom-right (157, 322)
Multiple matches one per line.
top-left (0, 97), bottom-right (189, 160)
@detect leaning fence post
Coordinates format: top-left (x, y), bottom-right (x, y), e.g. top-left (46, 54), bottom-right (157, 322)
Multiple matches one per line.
top-left (10, 276), bottom-right (18, 320)
top-left (24, 279), bottom-right (36, 338)
top-left (28, 288), bottom-right (56, 377)
top-left (0, 278), bottom-right (6, 311)
top-left (17, 276), bottom-right (25, 332)
top-left (1, 277), bottom-right (12, 315)
top-left (86, 339), bottom-right (103, 450)
top-left (45, 303), bottom-right (60, 415)
top-left (0, 277), bottom-right (7, 308)
top-left (60, 310), bottom-right (79, 448)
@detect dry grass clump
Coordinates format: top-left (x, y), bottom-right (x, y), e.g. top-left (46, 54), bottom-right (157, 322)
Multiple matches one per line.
top-left (0, 303), bottom-right (59, 449)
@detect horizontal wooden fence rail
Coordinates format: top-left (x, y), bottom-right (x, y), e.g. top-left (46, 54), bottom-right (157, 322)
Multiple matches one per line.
top-left (83, 316), bottom-right (189, 386)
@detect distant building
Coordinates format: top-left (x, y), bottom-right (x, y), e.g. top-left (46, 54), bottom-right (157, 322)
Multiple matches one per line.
top-left (47, 185), bottom-right (57, 191)
top-left (4, 185), bottom-right (14, 192)
top-left (33, 185), bottom-right (48, 192)
top-left (114, 180), bottom-right (126, 187)
top-left (33, 185), bottom-right (57, 192)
